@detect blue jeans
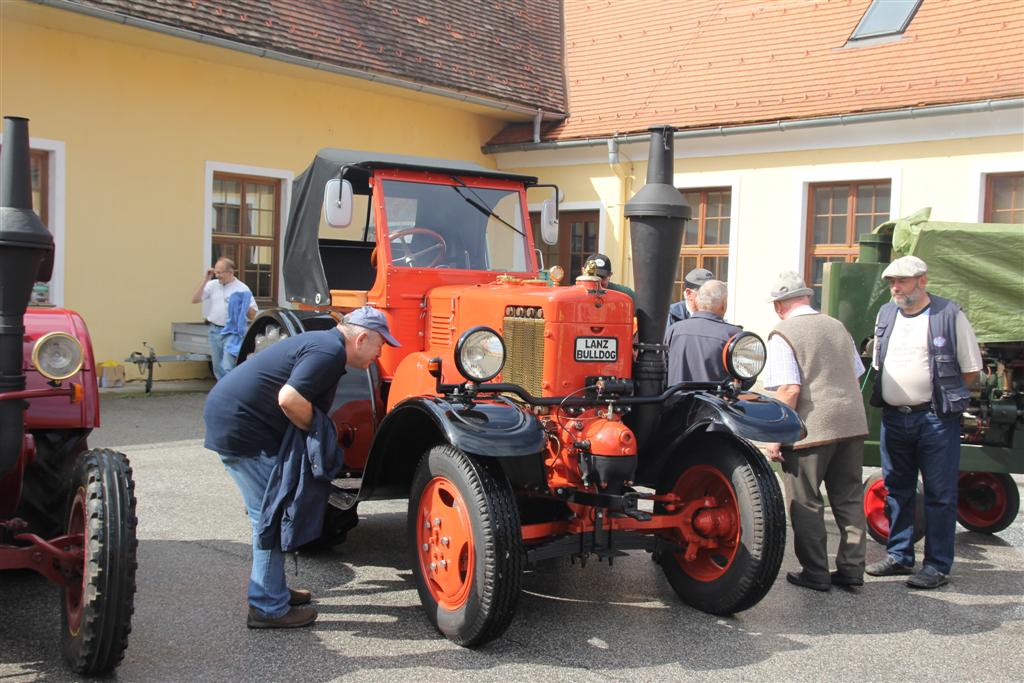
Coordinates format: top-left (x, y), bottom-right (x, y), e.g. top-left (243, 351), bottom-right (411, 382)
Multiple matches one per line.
top-left (208, 325), bottom-right (237, 380)
top-left (219, 452), bottom-right (289, 618)
top-left (880, 409), bottom-right (961, 574)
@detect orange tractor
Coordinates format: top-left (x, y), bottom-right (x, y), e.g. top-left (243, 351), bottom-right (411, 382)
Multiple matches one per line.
top-left (241, 127), bottom-right (802, 645)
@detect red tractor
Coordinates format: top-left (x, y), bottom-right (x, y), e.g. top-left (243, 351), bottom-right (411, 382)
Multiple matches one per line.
top-left (242, 126), bottom-right (803, 645)
top-left (0, 116), bottom-right (137, 675)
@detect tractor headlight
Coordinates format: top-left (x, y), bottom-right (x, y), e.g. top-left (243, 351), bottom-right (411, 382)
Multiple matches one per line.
top-left (32, 331), bottom-right (84, 381)
top-left (723, 332), bottom-right (766, 381)
top-left (455, 326), bottom-right (505, 382)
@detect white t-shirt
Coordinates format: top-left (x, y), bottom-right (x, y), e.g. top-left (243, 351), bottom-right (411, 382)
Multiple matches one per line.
top-left (875, 306), bottom-right (983, 406)
top-left (202, 278), bottom-right (258, 326)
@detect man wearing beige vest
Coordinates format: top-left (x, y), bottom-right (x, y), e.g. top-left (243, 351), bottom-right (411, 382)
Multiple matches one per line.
top-left (763, 272), bottom-right (869, 592)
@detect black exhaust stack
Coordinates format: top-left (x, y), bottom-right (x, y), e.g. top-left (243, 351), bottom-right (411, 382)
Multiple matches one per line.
top-left (624, 126), bottom-right (691, 446)
top-left (0, 116), bottom-right (54, 477)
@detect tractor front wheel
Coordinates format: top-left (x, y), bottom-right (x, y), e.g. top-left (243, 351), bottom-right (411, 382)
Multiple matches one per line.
top-left (656, 435), bottom-right (785, 615)
top-left (408, 445), bottom-right (522, 647)
top-left (62, 449), bottom-right (138, 675)
top-left (862, 472), bottom-right (926, 545)
top-left (957, 471), bottom-right (1020, 533)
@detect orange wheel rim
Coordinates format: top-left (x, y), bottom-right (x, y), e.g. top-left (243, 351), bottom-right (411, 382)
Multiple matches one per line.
top-left (671, 465), bottom-right (740, 582)
top-left (416, 476), bottom-right (475, 609)
top-left (863, 478), bottom-right (891, 539)
top-left (64, 486), bottom-right (87, 635)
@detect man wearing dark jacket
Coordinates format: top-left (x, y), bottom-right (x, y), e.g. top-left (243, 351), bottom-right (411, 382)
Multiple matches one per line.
top-left (667, 267), bottom-right (714, 328)
top-left (204, 306), bottom-right (399, 629)
top-left (665, 280), bottom-right (741, 384)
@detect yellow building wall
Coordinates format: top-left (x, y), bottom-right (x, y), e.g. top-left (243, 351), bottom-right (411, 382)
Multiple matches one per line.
top-left (506, 136), bottom-right (1022, 342)
top-left (1, 2), bottom-right (509, 380)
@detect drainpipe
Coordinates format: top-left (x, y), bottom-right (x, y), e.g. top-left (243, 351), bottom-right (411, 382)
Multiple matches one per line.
top-left (607, 138), bottom-right (634, 288)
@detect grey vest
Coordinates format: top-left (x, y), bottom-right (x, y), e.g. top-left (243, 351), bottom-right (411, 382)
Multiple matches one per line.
top-left (869, 294), bottom-right (970, 417)
top-left (771, 313), bottom-right (868, 449)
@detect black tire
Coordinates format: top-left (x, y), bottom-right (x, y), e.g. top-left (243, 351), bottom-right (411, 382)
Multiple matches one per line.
top-left (62, 448), bottom-right (138, 675)
top-left (295, 504), bottom-right (360, 554)
top-left (407, 445), bottom-right (522, 647)
top-left (863, 472), bottom-right (927, 545)
top-left (957, 471), bottom-right (1021, 534)
top-left (656, 434), bottom-right (785, 615)
top-left (16, 430), bottom-right (88, 537)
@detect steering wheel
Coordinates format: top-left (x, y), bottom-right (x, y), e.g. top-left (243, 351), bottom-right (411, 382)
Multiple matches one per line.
top-left (388, 227), bottom-right (447, 268)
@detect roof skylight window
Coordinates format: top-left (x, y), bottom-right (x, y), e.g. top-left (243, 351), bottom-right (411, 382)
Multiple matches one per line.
top-left (850, 0), bottom-right (922, 40)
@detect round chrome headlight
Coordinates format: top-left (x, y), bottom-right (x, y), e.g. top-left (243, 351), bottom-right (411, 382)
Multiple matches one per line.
top-left (32, 331), bottom-right (84, 381)
top-left (455, 326), bottom-right (505, 382)
top-left (724, 332), bottom-right (766, 381)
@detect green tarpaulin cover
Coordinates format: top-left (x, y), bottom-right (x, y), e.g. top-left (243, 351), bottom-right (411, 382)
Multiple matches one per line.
top-left (877, 208), bottom-right (1024, 344)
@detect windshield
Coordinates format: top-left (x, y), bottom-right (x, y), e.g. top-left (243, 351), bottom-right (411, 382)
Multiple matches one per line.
top-left (380, 179), bottom-right (530, 272)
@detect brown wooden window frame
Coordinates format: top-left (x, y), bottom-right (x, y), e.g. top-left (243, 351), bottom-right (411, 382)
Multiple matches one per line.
top-left (530, 209), bottom-right (601, 279)
top-left (805, 179), bottom-right (891, 305)
top-left (984, 172), bottom-right (1024, 224)
top-left (674, 187), bottom-right (731, 302)
top-left (211, 171), bottom-right (281, 307)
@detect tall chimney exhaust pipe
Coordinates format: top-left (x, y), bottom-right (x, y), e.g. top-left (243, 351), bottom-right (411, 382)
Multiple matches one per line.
top-left (0, 116), bottom-right (54, 477)
top-left (623, 126), bottom-right (691, 447)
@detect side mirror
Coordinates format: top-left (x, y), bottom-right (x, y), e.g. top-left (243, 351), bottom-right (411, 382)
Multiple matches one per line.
top-left (323, 178), bottom-right (353, 227)
top-left (539, 198), bottom-right (558, 245)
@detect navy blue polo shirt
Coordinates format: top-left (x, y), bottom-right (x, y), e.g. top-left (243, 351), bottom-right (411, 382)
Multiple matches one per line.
top-left (204, 328), bottom-right (347, 456)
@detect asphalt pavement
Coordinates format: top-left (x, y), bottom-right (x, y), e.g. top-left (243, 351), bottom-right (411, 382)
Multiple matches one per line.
top-left (2, 388), bottom-right (1022, 682)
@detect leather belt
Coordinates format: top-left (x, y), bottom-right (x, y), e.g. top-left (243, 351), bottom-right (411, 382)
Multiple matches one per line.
top-left (885, 402), bottom-right (931, 414)
top-left (206, 320), bottom-right (224, 328)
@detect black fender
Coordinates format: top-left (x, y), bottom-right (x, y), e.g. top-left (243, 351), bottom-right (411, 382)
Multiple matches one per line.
top-left (237, 308), bottom-right (338, 362)
top-left (357, 395), bottom-right (547, 501)
top-left (636, 391), bottom-right (803, 485)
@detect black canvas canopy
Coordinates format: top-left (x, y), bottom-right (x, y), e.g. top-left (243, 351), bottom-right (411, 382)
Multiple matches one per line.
top-left (283, 148), bottom-right (538, 306)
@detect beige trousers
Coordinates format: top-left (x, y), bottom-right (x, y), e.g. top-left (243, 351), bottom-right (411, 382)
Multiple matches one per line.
top-left (781, 438), bottom-right (867, 580)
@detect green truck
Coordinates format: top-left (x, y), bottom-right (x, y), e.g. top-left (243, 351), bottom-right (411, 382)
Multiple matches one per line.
top-left (823, 208), bottom-right (1023, 542)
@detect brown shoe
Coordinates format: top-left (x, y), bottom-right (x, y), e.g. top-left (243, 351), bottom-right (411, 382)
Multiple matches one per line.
top-left (289, 588), bottom-right (312, 606)
top-left (247, 605), bottom-right (317, 629)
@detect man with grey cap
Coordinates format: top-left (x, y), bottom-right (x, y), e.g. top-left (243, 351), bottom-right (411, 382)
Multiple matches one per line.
top-left (763, 272), bottom-right (868, 592)
top-left (583, 253), bottom-right (636, 300)
top-left (865, 255), bottom-right (981, 589)
top-left (667, 267), bottom-right (714, 327)
top-left (204, 305), bottom-right (400, 628)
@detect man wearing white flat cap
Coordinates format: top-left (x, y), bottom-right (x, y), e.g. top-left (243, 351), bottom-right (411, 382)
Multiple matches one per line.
top-left (865, 255), bottom-right (982, 589)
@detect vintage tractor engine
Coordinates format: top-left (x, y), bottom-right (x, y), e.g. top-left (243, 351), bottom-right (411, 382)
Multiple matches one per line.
top-left (962, 342), bottom-right (1024, 449)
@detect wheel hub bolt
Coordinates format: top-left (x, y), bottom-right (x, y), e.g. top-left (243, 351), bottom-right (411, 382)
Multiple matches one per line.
top-left (430, 561), bottom-right (437, 572)
top-left (440, 559), bottom-right (448, 569)
top-left (424, 520), bottom-right (431, 529)
top-left (422, 543), bottom-right (429, 551)
top-left (441, 537), bottom-right (450, 546)
top-left (434, 517), bottom-right (442, 527)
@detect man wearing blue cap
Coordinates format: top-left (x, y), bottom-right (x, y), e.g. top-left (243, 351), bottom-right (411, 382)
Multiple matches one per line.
top-left (204, 306), bottom-right (399, 629)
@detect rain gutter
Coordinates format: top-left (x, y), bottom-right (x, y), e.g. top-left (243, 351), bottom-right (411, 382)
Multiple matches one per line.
top-left (482, 98), bottom-right (1024, 154)
top-left (32, 0), bottom-right (566, 121)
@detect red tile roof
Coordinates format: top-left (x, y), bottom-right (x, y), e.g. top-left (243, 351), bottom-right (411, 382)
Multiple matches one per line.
top-left (489, 0), bottom-right (1023, 146)
top-left (65, 0), bottom-right (567, 114)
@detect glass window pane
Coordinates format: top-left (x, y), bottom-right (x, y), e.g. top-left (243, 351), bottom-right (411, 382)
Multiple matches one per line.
top-left (855, 214), bottom-right (873, 238)
top-left (832, 188), bottom-right (848, 217)
top-left (683, 218), bottom-right (699, 245)
top-left (876, 186), bottom-right (891, 213)
top-left (213, 178), bottom-right (241, 235)
top-left (851, 0), bottom-right (921, 39)
top-left (813, 216), bottom-right (830, 245)
top-left (856, 184), bottom-right (876, 213)
top-left (718, 217), bottom-right (730, 243)
top-left (992, 177), bottom-right (1019, 210)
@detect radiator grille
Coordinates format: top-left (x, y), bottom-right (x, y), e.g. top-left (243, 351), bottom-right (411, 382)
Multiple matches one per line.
top-left (503, 316), bottom-right (545, 396)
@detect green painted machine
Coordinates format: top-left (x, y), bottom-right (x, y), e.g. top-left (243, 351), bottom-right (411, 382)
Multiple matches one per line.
top-left (823, 208), bottom-right (1023, 541)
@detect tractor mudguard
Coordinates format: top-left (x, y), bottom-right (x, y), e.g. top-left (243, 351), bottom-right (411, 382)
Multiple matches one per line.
top-left (237, 309), bottom-right (338, 362)
top-left (637, 391), bottom-right (803, 484)
top-left (357, 395), bottom-right (547, 500)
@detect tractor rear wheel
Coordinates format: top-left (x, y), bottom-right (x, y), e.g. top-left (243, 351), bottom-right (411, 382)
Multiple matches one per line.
top-left (956, 471), bottom-right (1020, 533)
top-left (862, 472), bottom-right (926, 545)
top-left (62, 449), bottom-right (138, 675)
top-left (656, 434), bottom-right (785, 615)
top-left (408, 445), bottom-right (522, 647)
